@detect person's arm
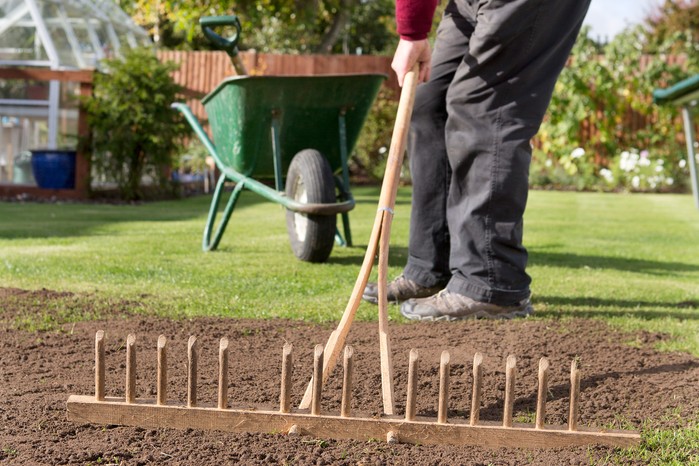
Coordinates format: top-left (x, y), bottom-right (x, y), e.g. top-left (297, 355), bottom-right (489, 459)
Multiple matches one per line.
top-left (392, 0), bottom-right (438, 86)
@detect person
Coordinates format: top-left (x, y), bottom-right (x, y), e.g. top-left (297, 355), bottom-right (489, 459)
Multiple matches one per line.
top-left (363, 0), bottom-right (591, 320)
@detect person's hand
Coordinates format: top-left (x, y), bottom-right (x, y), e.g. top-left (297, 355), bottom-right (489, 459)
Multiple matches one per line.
top-left (391, 38), bottom-right (431, 87)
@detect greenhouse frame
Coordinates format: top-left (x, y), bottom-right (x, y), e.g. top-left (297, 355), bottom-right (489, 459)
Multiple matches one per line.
top-left (0, 0), bottom-right (150, 187)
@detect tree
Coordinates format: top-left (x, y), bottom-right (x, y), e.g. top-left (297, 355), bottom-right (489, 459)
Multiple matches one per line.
top-left (118, 0), bottom-right (395, 54)
top-left (643, 0), bottom-right (699, 51)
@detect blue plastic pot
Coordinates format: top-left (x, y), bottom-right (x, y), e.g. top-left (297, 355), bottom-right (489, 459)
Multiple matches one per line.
top-left (30, 149), bottom-right (76, 189)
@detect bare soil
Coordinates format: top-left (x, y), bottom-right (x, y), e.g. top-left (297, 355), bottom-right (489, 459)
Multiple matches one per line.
top-left (2, 287), bottom-right (698, 465)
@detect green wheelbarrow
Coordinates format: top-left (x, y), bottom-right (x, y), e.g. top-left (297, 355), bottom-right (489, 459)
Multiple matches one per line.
top-left (173, 16), bottom-right (385, 262)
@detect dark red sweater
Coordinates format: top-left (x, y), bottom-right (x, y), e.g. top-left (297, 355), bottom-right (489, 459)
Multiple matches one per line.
top-left (396, 0), bottom-right (439, 40)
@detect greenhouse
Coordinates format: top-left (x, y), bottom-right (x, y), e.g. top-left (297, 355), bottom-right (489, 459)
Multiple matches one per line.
top-left (0, 0), bottom-right (150, 187)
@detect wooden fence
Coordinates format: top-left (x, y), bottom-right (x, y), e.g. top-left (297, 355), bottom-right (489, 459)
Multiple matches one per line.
top-left (160, 50), bottom-right (694, 161)
top-left (158, 51), bottom-right (397, 131)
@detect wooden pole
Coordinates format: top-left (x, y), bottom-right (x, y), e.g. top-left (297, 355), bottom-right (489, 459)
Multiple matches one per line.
top-left (298, 66), bottom-right (419, 410)
top-left (377, 203), bottom-right (396, 415)
top-left (470, 352), bottom-right (483, 426)
top-left (125, 334), bottom-right (136, 404)
top-left (536, 357), bottom-right (550, 430)
top-left (438, 351), bottom-right (450, 424)
top-left (218, 337), bottom-right (229, 410)
top-left (95, 330), bottom-right (105, 401)
top-left (503, 355), bottom-right (516, 428)
top-left (569, 359), bottom-right (581, 431)
top-left (405, 349), bottom-right (419, 421)
top-left (156, 335), bottom-right (167, 406)
top-left (280, 343), bottom-right (293, 414)
top-left (311, 344), bottom-right (324, 416)
top-left (187, 336), bottom-right (198, 408)
top-left (340, 346), bottom-right (354, 418)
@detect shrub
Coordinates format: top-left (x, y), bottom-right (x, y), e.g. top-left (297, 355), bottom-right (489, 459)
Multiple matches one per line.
top-left (85, 47), bottom-right (185, 200)
top-left (532, 26), bottom-right (699, 192)
top-left (352, 89), bottom-right (410, 182)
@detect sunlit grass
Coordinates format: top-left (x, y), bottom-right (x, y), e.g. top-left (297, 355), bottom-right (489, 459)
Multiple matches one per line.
top-left (1, 188), bottom-right (698, 353)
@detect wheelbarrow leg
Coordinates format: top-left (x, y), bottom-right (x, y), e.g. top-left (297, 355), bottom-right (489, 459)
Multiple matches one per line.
top-left (334, 175), bottom-right (353, 248)
top-left (203, 175), bottom-right (245, 251)
top-left (336, 112), bottom-right (353, 247)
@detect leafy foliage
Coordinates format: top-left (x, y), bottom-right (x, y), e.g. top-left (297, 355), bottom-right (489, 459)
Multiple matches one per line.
top-left (84, 47), bottom-right (185, 200)
top-left (644, 0), bottom-right (699, 51)
top-left (118, 0), bottom-right (395, 55)
top-left (533, 26), bottom-right (699, 192)
top-left (351, 89), bottom-right (404, 180)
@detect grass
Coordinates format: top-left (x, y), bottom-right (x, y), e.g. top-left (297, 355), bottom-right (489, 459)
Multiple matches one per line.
top-left (1, 188), bottom-right (697, 352)
top-left (1, 187), bottom-right (698, 463)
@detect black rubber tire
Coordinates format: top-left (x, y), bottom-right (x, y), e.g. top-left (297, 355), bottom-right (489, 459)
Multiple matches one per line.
top-left (285, 149), bottom-right (337, 262)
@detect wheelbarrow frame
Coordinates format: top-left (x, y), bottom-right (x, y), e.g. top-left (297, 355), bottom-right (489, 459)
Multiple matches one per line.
top-left (173, 73), bottom-right (385, 254)
top-left (654, 74), bottom-right (699, 211)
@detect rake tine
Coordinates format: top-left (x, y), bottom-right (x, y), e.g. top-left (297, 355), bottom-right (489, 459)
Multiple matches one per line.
top-left (311, 344), bottom-right (324, 416)
top-left (187, 336), bottom-right (198, 408)
top-left (95, 331), bottom-right (105, 401)
top-left (569, 359), bottom-right (581, 431)
top-left (280, 343), bottom-right (293, 414)
top-left (536, 357), bottom-right (550, 429)
top-left (156, 335), bottom-right (167, 405)
top-left (340, 346), bottom-right (354, 418)
top-left (503, 355), bottom-right (516, 428)
top-left (470, 352), bottom-right (483, 426)
top-left (218, 337), bottom-right (229, 410)
top-left (405, 349), bottom-right (419, 421)
top-left (125, 334), bottom-right (136, 403)
top-left (438, 351), bottom-right (450, 424)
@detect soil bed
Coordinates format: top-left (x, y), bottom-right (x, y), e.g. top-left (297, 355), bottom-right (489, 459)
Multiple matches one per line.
top-left (1, 287), bottom-right (698, 465)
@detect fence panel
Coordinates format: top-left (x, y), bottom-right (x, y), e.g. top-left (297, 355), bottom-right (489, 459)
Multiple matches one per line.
top-left (160, 51), bottom-right (396, 132)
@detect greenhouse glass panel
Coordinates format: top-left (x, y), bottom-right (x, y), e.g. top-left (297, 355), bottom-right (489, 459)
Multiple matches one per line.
top-left (0, 0), bottom-right (50, 63)
top-left (0, 0), bottom-right (150, 69)
top-left (0, 0), bottom-right (151, 186)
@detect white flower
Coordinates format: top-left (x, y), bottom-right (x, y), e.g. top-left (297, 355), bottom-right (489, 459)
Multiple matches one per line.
top-left (570, 147), bottom-right (585, 159)
top-left (378, 146), bottom-right (387, 154)
top-left (632, 176), bottom-right (640, 188)
top-left (620, 156), bottom-right (636, 172)
top-left (545, 159), bottom-right (553, 167)
top-left (599, 168), bottom-right (614, 182)
top-left (667, 177), bottom-right (674, 185)
top-left (655, 165), bottom-right (663, 173)
top-left (679, 159), bottom-right (687, 168)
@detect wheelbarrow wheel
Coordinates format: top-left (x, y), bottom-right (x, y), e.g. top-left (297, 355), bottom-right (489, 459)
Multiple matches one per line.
top-left (285, 149), bottom-right (337, 263)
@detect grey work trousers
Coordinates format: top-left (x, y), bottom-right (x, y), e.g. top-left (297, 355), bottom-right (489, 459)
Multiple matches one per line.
top-left (403, 0), bottom-right (590, 305)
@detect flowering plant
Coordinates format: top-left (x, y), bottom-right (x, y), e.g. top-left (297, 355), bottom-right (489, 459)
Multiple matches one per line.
top-left (609, 148), bottom-right (683, 192)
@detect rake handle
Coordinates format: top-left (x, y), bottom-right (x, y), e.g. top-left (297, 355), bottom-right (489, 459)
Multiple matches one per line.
top-left (299, 65), bottom-right (420, 411)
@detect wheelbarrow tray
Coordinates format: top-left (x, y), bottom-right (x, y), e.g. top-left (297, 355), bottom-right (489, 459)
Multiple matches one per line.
top-left (201, 73), bottom-right (385, 179)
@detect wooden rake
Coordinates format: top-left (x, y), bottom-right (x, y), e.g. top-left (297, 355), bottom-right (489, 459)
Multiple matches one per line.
top-left (67, 331), bottom-right (640, 448)
top-left (297, 66), bottom-right (420, 415)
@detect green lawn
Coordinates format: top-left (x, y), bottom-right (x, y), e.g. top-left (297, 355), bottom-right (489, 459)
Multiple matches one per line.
top-left (1, 187), bottom-right (698, 355)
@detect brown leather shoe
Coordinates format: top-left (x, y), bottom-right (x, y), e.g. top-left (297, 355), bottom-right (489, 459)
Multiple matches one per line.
top-left (400, 290), bottom-right (533, 321)
top-left (362, 274), bottom-right (444, 304)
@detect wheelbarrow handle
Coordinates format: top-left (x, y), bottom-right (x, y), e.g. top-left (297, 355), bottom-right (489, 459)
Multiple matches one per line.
top-left (200, 15), bottom-right (247, 75)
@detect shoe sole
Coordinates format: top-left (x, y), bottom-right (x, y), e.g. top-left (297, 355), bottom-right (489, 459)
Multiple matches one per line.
top-left (362, 293), bottom-right (441, 305)
top-left (362, 294), bottom-right (400, 305)
top-left (401, 307), bottom-right (533, 322)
